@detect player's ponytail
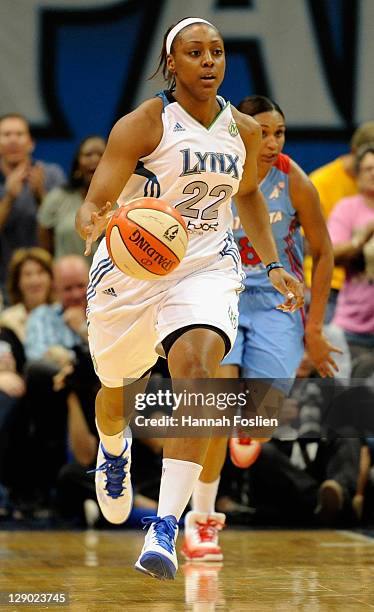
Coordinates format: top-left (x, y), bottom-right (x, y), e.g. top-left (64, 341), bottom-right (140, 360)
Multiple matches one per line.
top-left (238, 95), bottom-right (285, 119)
top-left (149, 25), bottom-right (176, 89)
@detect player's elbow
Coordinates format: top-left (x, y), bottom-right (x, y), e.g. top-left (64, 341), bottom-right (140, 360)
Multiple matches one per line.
top-left (311, 237), bottom-right (334, 272)
top-left (311, 231), bottom-right (333, 261)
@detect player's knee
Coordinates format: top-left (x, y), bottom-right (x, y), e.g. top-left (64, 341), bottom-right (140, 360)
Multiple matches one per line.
top-left (99, 385), bottom-right (124, 416)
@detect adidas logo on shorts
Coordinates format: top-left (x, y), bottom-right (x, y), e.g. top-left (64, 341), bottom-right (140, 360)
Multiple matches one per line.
top-left (173, 122), bottom-right (185, 132)
top-left (102, 287), bottom-right (117, 297)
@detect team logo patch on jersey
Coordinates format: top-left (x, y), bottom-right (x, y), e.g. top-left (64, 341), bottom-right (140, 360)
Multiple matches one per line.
top-left (269, 181), bottom-right (285, 200)
top-left (173, 122), bottom-right (186, 132)
top-left (102, 287), bottom-right (117, 297)
top-left (228, 120), bottom-right (239, 137)
top-left (163, 224), bottom-right (179, 241)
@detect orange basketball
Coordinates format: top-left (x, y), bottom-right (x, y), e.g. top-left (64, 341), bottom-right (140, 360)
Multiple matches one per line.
top-left (106, 197), bottom-right (188, 280)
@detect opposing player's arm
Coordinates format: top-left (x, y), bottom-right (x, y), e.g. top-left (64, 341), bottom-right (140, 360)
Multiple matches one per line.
top-left (289, 161), bottom-right (341, 376)
top-left (290, 161), bottom-right (333, 330)
top-left (75, 99), bottom-right (163, 249)
top-left (232, 109), bottom-right (303, 309)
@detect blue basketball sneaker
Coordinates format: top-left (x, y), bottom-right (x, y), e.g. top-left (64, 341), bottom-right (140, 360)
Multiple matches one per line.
top-left (135, 515), bottom-right (179, 580)
top-left (91, 436), bottom-right (132, 524)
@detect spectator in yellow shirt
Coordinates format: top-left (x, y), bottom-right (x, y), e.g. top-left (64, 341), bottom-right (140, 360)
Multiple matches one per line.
top-left (305, 121), bottom-right (374, 322)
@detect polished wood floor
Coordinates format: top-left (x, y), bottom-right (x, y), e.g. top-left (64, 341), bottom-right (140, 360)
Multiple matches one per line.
top-left (1, 529), bottom-right (374, 610)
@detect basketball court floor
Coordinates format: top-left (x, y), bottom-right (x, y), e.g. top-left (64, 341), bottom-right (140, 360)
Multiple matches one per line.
top-left (1, 528), bottom-right (374, 610)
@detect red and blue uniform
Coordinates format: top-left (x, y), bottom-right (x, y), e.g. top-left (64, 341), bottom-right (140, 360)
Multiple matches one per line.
top-left (222, 154), bottom-right (305, 390)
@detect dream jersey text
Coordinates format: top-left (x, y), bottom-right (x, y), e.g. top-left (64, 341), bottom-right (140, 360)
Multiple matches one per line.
top-left (232, 153), bottom-right (304, 289)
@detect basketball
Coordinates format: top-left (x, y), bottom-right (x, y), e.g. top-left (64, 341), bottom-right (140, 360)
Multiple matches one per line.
top-left (106, 197), bottom-right (188, 280)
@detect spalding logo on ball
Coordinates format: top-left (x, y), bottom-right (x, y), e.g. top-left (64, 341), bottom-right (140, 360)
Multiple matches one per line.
top-left (106, 197), bottom-right (188, 280)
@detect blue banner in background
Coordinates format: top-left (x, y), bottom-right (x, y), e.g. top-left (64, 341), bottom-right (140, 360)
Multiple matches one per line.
top-left (1, 0), bottom-right (371, 175)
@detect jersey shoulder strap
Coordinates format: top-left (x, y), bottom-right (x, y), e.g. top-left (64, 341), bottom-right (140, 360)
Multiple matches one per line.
top-left (155, 89), bottom-right (175, 110)
top-left (274, 153), bottom-right (291, 174)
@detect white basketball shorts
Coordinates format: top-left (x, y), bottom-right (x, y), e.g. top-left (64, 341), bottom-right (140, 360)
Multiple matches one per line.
top-left (86, 240), bottom-right (243, 387)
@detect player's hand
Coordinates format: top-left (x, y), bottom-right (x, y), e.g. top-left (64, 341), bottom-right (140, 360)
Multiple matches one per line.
top-left (305, 329), bottom-right (343, 378)
top-left (83, 201), bottom-right (113, 256)
top-left (268, 268), bottom-right (304, 312)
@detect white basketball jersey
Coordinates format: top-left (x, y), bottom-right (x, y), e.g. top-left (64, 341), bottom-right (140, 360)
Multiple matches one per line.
top-left (118, 90), bottom-right (246, 278)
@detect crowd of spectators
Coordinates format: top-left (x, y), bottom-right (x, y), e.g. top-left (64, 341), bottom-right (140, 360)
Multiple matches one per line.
top-left (0, 112), bottom-right (373, 530)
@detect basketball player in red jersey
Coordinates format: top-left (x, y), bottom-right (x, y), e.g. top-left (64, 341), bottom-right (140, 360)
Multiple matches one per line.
top-left (182, 95), bottom-right (341, 563)
top-left (76, 18), bottom-right (303, 580)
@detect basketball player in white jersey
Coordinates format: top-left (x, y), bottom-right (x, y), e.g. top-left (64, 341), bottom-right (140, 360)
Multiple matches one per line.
top-left (76, 17), bottom-right (304, 580)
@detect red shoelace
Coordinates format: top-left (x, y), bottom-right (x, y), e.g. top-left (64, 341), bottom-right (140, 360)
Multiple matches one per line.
top-left (196, 519), bottom-right (222, 542)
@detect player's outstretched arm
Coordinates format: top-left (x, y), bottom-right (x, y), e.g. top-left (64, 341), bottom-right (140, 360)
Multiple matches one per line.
top-left (75, 99), bottom-right (163, 254)
top-left (290, 161), bottom-right (342, 376)
top-left (233, 110), bottom-right (304, 312)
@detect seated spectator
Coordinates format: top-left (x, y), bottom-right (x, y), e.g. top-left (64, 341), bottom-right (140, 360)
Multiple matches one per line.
top-left (324, 353), bottom-right (374, 522)
top-left (55, 385), bottom-right (100, 527)
top-left (248, 434), bottom-right (362, 526)
top-left (217, 353), bottom-right (366, 527)
top-left (0, 247), bottom-right (53, 343)
top-left (0, 113), bottom-right (65, 293)
top-left (0, 326), bottom-right (27, 513)
top-left (328, 143), bottom-right (374, 360)
top-left (306, 121), bottom-right (374, 322)
top-left (21, 255), bottom-right (91, 510)
top-left (247, 365), bottom-right (363, 526)
top-left (38, 135), bottom-right (105, 262)
top-left (25, 254), bottom-right (89, 366)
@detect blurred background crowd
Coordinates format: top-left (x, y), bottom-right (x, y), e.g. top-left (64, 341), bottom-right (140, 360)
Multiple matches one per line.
top-left (0, 0), bottom-right (373, 530)
top-left (1, 86), bottom-right (374, 533)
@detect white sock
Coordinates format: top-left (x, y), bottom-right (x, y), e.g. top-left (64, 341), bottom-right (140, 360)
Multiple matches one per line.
top-left (157, 458), bottom-right (202, 521)
top-left (192, 477), bottom-right (220, 513)
top-left (95, 419), bottom-right (131, 456)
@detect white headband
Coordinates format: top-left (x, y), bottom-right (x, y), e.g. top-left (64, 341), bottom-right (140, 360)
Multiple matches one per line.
top-left (166, 18), bottom-right (215, 54)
